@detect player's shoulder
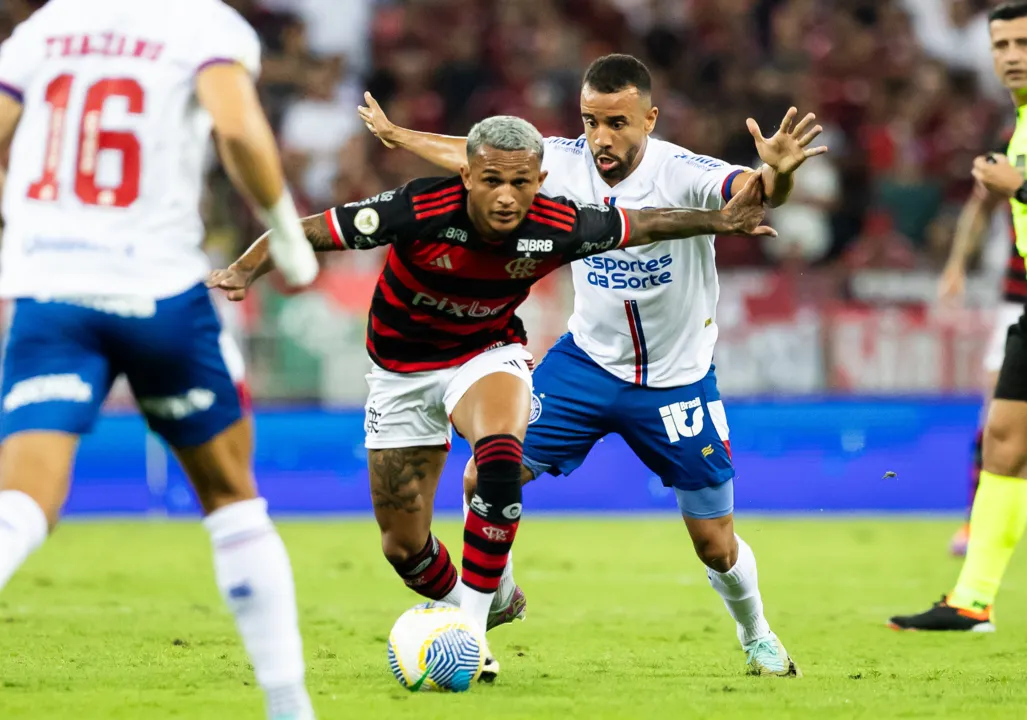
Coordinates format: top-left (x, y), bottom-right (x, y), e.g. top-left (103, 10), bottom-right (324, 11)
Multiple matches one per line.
top-left (544, 134), bottom-right (589, 155)
top-left (525, 194), bottom-right (611, 235)
top-left (403, 176), bottom-right (465, 197)
top-left (2, 0), bottom-right (60, 41)
top-left (542, 135), bottom-right (590, 172)
top-left (651, 137), bottom-right (733, 175)
top-left (343, 176), bottom-right (465, 233)
top-left (194, 0), bottom-right (257, 34)
top-left (148, 0), bottom-right (259, 61)
top-left (398, 176), bottom-right (465, 214)
top-left (343, 176), bottom-right (462, 206)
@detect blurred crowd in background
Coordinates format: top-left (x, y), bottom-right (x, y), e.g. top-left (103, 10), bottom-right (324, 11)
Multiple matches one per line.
top-left (0, 0), bottom-right (1017, 400)
top-left (197, 0), bottom-right (1016, 272)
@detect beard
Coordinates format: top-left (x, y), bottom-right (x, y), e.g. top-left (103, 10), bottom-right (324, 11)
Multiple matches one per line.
top-left (592, 144), bottom-right (640, 183)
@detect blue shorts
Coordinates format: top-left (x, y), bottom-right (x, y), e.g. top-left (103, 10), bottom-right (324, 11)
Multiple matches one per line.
top-left (523, 334), bottom-right (734, 518)
top-left (0, 284), bottom-right (243, 448)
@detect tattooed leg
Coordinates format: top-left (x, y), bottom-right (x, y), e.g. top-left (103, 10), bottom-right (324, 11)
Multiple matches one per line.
top-left (368, 445), bottom-right (448, 566)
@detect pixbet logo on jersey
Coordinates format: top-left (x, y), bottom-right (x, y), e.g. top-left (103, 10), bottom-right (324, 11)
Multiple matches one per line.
top-left (411, 292), bottom-right (509, 318)
top-left (582, 254), bottom-right (673, 289)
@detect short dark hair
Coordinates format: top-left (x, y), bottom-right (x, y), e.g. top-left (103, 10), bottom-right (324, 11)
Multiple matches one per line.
top-left (582, 54), bottom-right (652, 96)
top-left (990, 1), bottom-right (1027, 22)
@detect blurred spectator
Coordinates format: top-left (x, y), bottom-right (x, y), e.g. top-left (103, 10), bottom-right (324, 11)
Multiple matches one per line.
top-left (279, 57), bottom-right (362, 206)
top-left (844, 210), bottom-right (920, 270)
top-left (0, 0), bottom-right (1015, 283)
top-left (766, 151), bottom-right (842, 265)
top-left (902, 0), bottom-right (1006, 100)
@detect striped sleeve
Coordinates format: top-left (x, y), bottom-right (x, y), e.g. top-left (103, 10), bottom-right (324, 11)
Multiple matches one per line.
top-left (553, 199), bottom-right (626, 260)
top-left (328, 180), bottom-right (439, 251)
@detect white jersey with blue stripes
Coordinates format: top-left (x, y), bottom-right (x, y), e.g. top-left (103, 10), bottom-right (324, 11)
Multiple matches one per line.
top-left (0, 0), bottom-right (260, 299)
top-left (539, 135), bottom-right (746, 388)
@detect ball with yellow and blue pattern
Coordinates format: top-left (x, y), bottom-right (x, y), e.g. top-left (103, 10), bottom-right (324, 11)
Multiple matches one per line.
top-left (387, 602), bottom-right (485, 692)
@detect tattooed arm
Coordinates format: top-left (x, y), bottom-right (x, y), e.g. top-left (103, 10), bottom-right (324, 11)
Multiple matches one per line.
top-left (208, 181), bottom-right (420, 300)
top-left (205, 212), bottom-right (338, 301)
top-left (623, 170), bottom-right (776, 247)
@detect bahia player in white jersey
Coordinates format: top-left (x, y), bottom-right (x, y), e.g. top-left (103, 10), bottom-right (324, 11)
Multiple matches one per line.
top-left (360, 54), bottom-right (827, 677)
top-left (0, 1), bottom-right (319, 717)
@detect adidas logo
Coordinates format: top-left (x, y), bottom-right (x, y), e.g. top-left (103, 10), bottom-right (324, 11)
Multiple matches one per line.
top-left (429, 255), bottom-right (453, 270)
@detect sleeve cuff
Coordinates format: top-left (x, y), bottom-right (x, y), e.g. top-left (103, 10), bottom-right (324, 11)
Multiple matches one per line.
top-left (617, 207), bottom-right (630, 248)
top-left (195, 57), bottom-right (241, 76)
top-left (0, 80), bottom-right (24, 104)
top-left (324, 208), bottom-right (347, 249)
top-left (720, 169), bottom-right (745, 202)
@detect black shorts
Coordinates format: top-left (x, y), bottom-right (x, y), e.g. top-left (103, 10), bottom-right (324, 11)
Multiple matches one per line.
top-left (995, 304), bottom-right (1027, 402)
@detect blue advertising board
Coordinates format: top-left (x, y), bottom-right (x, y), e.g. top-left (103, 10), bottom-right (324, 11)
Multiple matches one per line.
top-left (65, 398), bottom-right (981, 516)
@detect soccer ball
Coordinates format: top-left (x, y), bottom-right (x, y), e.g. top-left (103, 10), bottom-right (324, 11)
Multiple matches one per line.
top-left (387, 602), bottom-right (485, 692)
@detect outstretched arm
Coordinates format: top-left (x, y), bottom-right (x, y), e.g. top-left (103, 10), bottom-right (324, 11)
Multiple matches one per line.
top-left (623, 171), bottom-right (775, 247)
top-left (206, 213), bottom-right (338, 301)
top-left (358, 92), bottom-right (466, 173)
top-left (198, 62), bottom-right (319, 286)
top-left (741, 106), bottom-right (828, 208)
top-left (939, 182), bottom-right (1003, 302)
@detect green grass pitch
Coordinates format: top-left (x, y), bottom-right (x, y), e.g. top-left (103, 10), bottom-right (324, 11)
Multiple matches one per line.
top-left (1, 517), bottom-right (1026, 719)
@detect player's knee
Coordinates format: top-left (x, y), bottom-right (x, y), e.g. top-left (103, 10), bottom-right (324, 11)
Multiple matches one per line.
top-left (982, 418), bottom-right (1027, 477)
top-left (464, 457), bottom-right (532, 499)
top-left (690, 525), bottom-right (737, 573)
top-left (0, 432), bottom-right (77, 529)
top-left (463, 457), bottom-right (479, 500)
top-left (178, 419), bottom-right (258, 514)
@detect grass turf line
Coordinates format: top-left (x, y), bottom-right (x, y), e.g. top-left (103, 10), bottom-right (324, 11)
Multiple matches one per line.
top-left (1, 518), bottom-right (1025, 719)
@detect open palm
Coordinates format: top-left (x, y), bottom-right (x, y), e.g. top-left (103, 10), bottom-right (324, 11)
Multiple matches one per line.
top-left (747, 107), bottom-right (828, 175)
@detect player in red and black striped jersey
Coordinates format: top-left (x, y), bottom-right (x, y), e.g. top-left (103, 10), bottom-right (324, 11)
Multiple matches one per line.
top-left (320, 176), bottom-right (635, 373)
top-left (209, 115), bottom-right (773, 679)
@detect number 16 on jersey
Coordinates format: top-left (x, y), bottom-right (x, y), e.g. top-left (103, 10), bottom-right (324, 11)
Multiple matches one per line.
top-left (28, 73), bottom-right (144, 208)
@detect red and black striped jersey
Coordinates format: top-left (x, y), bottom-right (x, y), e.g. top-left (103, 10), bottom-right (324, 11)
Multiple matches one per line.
top-left (1004, 218), bottom-right (1027, 303)
top-left (323, 176), bottom-right (630, 372)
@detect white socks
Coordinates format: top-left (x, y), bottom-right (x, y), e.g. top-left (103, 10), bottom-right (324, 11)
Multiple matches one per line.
top-left (495, 553), bottom-right (516, 608)
top-left (204, 498), bottom-right (312, 719)
top-left (706, 534), bottom-right (771, 647)
top-left (439, 583), bottom-right (463, 607)
top-left (0, 490), bottom-right (49, 592)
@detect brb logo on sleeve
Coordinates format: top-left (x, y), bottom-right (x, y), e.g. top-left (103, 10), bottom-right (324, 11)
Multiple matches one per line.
top-left (582, 254), bottom-right (673, 289)
top-left (659, 398), bottom-right (704, 443)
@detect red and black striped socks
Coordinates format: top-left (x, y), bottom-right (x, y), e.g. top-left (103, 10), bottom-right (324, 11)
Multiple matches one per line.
top-left (390, 534), bottom-right (460, 603)
top-left (461, 434), bottom-right (524, 632)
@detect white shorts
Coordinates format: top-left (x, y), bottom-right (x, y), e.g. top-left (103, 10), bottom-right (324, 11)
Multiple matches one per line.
top-left (363, 344), bottom-right (534, 449)
top-left (984, 301), bottom-right (1024, 374)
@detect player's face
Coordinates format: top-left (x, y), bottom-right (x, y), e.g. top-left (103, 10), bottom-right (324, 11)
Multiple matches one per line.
top-left (461, 147), bottom-right (547, 236)
top-left (580, 84), bottom-right (658, 184)
top-left (991, 17), bottom-right (1027, 93)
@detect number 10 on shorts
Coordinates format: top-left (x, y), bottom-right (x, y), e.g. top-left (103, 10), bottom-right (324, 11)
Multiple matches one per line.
top-left (659, 399), bottom-right (704, 443)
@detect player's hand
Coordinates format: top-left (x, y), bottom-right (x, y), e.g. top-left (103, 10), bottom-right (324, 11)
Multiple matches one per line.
top-left (972, 154), bottom-right (1023, 198)
top-left (747, 107), bottom-right (828, 176)
top-left (206, 265), bottom-right (253, 302)
top-left (719, 172), bottom-right (777, 237)
top-left (938, 261), bottom-right (966, 305)
top-left (357, 91), bottom-right (397, 148)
